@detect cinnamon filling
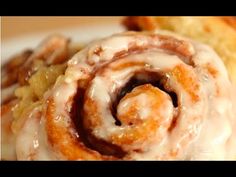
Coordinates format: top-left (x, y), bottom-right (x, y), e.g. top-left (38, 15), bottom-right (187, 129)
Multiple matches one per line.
top-left (70, 71), bottom-right (179, 158)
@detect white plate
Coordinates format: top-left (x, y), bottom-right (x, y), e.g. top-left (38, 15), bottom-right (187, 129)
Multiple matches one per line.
top-left (1, 23), bottom-right (125, 65)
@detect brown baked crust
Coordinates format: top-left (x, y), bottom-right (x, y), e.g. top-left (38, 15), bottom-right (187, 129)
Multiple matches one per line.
top-left (123, 16), bottom-right (236, 84)
top-left (220, 16), bottom-right (236, 29)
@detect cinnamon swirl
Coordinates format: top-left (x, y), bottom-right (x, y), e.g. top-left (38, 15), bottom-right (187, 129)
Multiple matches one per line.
top-left (9, 31), bottom-right (236, 160)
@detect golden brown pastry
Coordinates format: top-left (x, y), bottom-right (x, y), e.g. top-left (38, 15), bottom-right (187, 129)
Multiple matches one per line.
top-left (123, 16), bottom-right (236, 84)
top-left (9, 31), bottom-right (236, 160)
top-left (1, 18), bottom-right (236, 160)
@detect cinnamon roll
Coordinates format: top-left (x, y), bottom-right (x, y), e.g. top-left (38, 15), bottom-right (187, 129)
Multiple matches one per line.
top-left (11, 31), bottom-right (236, 160)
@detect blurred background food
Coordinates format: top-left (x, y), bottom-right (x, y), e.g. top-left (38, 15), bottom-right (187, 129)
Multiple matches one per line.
top-left (123, 16), bottom-right (236, 84)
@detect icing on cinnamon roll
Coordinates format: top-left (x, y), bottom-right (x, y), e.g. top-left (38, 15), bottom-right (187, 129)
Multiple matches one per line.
top-left (14, 31), bottom-right (236, 160)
